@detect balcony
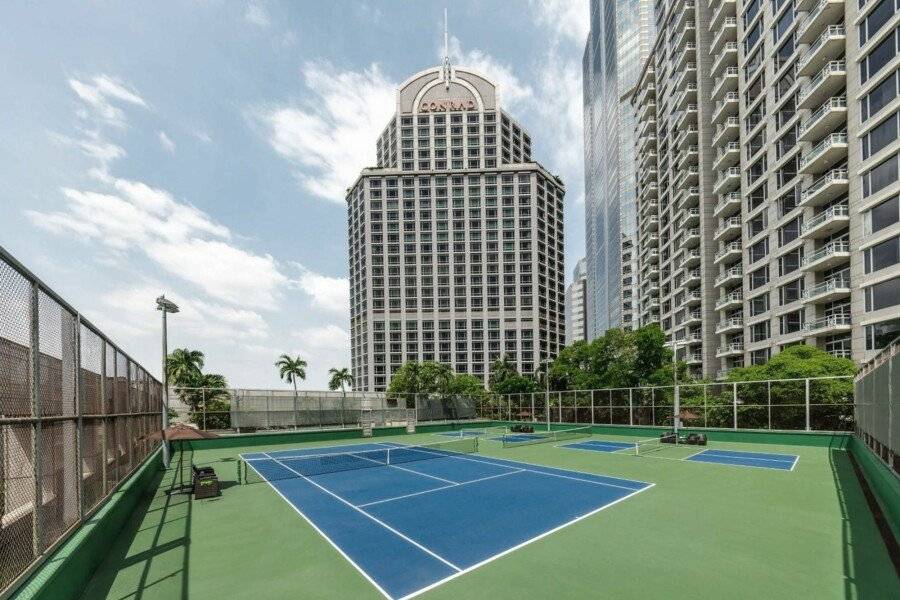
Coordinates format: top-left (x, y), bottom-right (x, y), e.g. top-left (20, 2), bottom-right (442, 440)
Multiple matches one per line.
top-left (686, 352), bottom-right (703, 365)
top-left (715, 266), bottom-right (743, 287)
top-left (673, 22), bottom-right (696, 50)
top-left (640, 200), bottom-right (659, 217)
top-left (713, 141), bottom-right (740, 170)
top-left (798, 95), bottom-right (847, 143)
top-left (798, 26), bottom-right (846, 77)
top-left (682, 289), bottom-right (702, 307)
top-left (716, 290), bottom-right (743, 311)
top-left (716, 317), bottom-right (744, 334)
top-left (677, 145), bottom-right (699, 170)
top-left (711, 17), bottom-right (737, 54)
top-left (681, 228), bottom-right (701, 249)
top-left (675, 64), bottom-right (698, 92)
top-left (638, 100), bottom-right (657, 122)
top-left (684, 186), bottom-right (700, 208)
top-left (677, 124), bottom-right (699, 148)
top-left (716, 341), bottom-right (745, 357)
top-left (637, 133), bottom-right (657, 153)
top-left (801, 204), bottom-right (850, 239)
top-left (714, 216), bottom-right (742, 242)
top-left (685, 330), bottom-right (703, 344)
top-left (683, 268), bottom-right (700, 287)
top-left (714, 191), bottom-right (742, 218)
top-left (800, 168), bottom-right (849, 207)
top-left (710, 0), bottom-right (737, 30)
top-left (713, 167), bottom-right (741, 195)
top-left (637, 83), bottom-right (655, 106)
top-left (675, 106), bottom-right (698, 130)
top-left (640, 182), bottom-right (659, 201)
top-left (711, 42), bottom-right (738, 77)
top-left (798, 61), bottom-right (846, 109)
top-left (799, 131), bottom-right (847, 175)
top-left (805, 313), bottom-right (852, 335)
top-left (803, 276), bottom-right (851, 304)
top-left (682, 207), bottom-right (701, 228)
top-left (711, 67), bottom-right (739, 100)
top-left (674, 42), bottom-right (697, 71)
top-left (647, 249), bottom-right (660, 264)
top-left (798, 0), bottom-right (845, 45)
top-left (712, 91), bottom-right (739, 124)
top-left (647, 215), bottom-right (660, 232)
top-left (802, 240), bottom-right (851, 271)
top-left (684, 249), bottom-right (702, 269)
top-left (714, 241), bottom-right (742, 265)
top-left (712, 116), bottom-right (740, 147)
top-left (683, 165), bottom-right (700, 187)
top-left (684, 310), bottom-right (702, 326)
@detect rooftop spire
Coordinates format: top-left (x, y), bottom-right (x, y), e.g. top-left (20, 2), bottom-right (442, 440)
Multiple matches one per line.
top-left (443, 8), bottom-right (451, 90)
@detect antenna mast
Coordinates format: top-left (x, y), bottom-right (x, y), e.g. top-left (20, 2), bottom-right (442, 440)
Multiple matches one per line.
top-left (443, 8), bottom-right (451, 90)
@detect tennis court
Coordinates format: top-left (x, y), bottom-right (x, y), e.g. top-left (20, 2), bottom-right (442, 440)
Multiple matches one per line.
top-left (685, 448), bottom-right (799, 470)
top-left (240, 439), bottom-right (652, 600)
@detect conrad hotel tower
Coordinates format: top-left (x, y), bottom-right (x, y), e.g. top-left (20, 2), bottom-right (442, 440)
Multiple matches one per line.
top-left (347, 62), bottom-right (566, 391)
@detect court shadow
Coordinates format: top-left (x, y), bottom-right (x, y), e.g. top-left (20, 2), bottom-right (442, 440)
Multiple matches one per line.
top-left (79, 447), bottom-right (193, 600)
top-left (828, 448), bottom-right (898, 599)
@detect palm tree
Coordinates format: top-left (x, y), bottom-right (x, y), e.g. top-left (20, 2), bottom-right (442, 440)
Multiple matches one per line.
top-left (166, 348), bottom-right (204, 386)
top-left (276, 354), bottom-right (307, 427)
top-left (328, 367), bottom-right (353, 426)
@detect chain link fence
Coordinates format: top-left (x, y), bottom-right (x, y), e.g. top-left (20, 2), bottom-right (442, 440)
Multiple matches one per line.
top-left (478, 376), bottom-right (855, 432)
top-left (855, 337), bottom-right (899, 475)
top-left (168, 388), bottom-right (481, 433)
top-left (0, 246), bottom-right (163, 597)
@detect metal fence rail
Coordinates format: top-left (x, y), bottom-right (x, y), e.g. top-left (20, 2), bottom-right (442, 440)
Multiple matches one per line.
top-left (478, 377), bottom-right (855, 433)
top-left (168, 388), bottom-right (480, 432)
top-left (0, 246), bottom-right (163, 597)
top-left (855, 337), bottom-right (898, 475)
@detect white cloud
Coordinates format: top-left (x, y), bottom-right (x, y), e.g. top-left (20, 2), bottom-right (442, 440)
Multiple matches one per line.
top-left (26, 175), bottom-right (287, 309)
top-left (446, 36), bottom-right (533, 110)
top-left (245, 2), bottom-right (271, 27)
top-left (158, 131), bottom-right (176, 154)
top-left (68, 74), bottom-right (147, 127)
top-left (256, 61), bottom-right (396, 203)
top-left (292, 263), bottom-right (349, 313)
top-left (529, 0), bottom-right (590, 45)
top-left (296, 324), bottom-right (350, 351)
top-left (533, 48), bottom-right (584, 175)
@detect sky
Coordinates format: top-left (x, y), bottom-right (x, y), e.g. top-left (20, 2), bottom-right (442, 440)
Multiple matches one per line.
top-left (0, 0), bottom-right (589, 389)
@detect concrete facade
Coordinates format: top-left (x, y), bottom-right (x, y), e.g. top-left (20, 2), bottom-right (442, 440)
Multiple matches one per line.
top-left (566, 258), bottom-right (589, 342)
top-left (348, 64), bottom-right (566, 391)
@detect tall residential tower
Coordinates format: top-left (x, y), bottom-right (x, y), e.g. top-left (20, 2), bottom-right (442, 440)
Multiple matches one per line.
top-left (631, 0), bottom-right (900, 377)
top-left (583, 0), bottom-right (656, 337)
top-left (347, 63), bottom-right (566, 391)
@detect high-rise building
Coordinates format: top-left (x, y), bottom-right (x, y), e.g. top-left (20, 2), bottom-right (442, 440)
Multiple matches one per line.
top-left (566, 258), bottom-right (589, 342)
top-left (583, 0), bottom-right (656, 338)
top-left (631, 0), bottom-right (900, 378)
top-left (347, 62), bottom-right (566, 392)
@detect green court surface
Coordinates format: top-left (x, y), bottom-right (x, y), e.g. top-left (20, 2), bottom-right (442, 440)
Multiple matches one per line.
top-left (68, 430), bottom-right (898, 599)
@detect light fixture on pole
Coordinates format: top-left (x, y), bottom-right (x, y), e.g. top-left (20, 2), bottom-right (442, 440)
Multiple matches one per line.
top-left (670, 339), bottom-right (684, 439)
top-left (156, 295), bottom-right (179, 469)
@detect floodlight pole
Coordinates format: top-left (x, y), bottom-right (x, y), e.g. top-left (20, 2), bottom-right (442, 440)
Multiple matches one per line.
top-left (157, 295), bottom-right (179, 469)
top-left (671, 340), bottom-right (681, 439)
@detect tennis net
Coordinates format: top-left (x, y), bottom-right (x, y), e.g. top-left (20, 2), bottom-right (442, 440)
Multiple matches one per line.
top-left (453, 425), bottom-right (508, 438)
top-left (240, 437), bottom-right (478, 484)
top-left (501, 425), bottom-right (592, 448)
top-left (633, 433), bottom-right (679, 456)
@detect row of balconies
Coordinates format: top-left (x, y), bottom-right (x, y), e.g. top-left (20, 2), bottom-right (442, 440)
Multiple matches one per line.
top-left (710, 0), bottom-right (736, 31)
top-left (798, 0), bottom-right (844, 45)
top-left (710, 17), bottom-right (737, 54)
top-left (798, 25), bottom-right (846, 77)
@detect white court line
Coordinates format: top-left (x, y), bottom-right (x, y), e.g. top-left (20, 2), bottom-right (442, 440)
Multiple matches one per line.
top-left (790, 455), bottom-right (800, 471)
top-left (350, 451), bottom-right (459, 485)
top-left (397, 482), bottom-right (656, 600)
top-left (693, 451), bottom-right (797, 464)
top-left (262, 452), bottom-right (462, 573)
top-left (680, 449), bottom-right (707, 461)
top-left (374, 443), bottom-right (651, 492)
top-left (242, 458), bottom-right (394, 600)
top-left (357, 469), bottom-right (525, 508)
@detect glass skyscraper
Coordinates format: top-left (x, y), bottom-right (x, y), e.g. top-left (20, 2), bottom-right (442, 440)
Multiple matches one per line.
top-left (583, 0), bottom-right (655, 338)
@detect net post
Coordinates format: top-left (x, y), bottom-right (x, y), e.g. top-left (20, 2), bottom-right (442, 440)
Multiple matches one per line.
top-left (805, 378), bottom-right (811, 431)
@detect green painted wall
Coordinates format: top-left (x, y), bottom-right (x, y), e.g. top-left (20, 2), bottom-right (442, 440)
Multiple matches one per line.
top-left (10, 449), bottom-right (163, 600)
top-left (849, 437), bottom-right (900, 540)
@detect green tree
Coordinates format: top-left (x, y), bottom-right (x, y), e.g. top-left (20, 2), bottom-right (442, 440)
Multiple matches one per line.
top-left (166, 348), bottom-right (204, 386)
top-left (328, 367), bottom-right (353, 419)
top-left (276, 354), bottom-right (307, 395)
top-left (181, 372), bottom-right (230, 428)
top-left (489, 356), bottom-right (535, 395)
top-left (387, 361), bottom-right (453, 396)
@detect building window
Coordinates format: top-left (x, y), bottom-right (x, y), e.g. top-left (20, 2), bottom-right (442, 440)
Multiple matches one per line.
top-left (861, 70), bottom-right (898, 122)
top-left (751, 320), bottom-right (770, 342)
top-left (869, 195), bottom-right (899, 233)
top-left (749, 238), bottom-right (769, 263)
top-left (864, 235), bottom-right (900, 273)
top-left (780, 310), bottom-right (804, 334)
top-left (863, 153), bottom-right (899, 197)
top-left (779, 278), bottom-right (804, 304)
top-left (865, 275), bottom-right (900, 311)
top-left (866, 316), bottom-right (900, 349)
top-left (751, 348), bottom-right (771, 365)
top-left (861, 27), bottom-right (899, 84)
top-left (863, 111), bottom-right (899, 160)
top-left (779, 248), bottom-right (803, 276)
top-left (750, 293), bottom-right (769, 316)
top-left (779, 217), bottom-right (801, 246)
top-left (750, 266), bottom-right (769, 290)
top-left (860, 0), bottom-right (899, 46)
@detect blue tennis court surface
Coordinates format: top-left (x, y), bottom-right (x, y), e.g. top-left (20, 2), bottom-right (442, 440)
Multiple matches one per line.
top-left (242, 441), bottom-right (653, 599)
top-left (560, 439), bottom-right (634, 453)
top-left (685, 449), bottom-right (798, 470)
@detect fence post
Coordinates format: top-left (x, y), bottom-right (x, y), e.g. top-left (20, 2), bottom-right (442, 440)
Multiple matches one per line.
top-left (805, 378), bottom-right (811, 431)
top-left (100, 341), bottom-right (108, 493)
top-left (609, 389), bottom-right (613, 425)
top-left (202, 389), bottom-right (207, 430)
top-left (703, 385), bottom-right (707, 428)
top-left (235, 395), bottom-right (241, 434)
top-left (629, 388), bottom-right (633, 426)
top-left (30, 281), bottom-right (43, 557)
top-left (265, 392), bottom-right (271, 430)
top-left (767, 380), bottom-right (772, 430)
top-left (590, 390), bottom-right (595, 425)
top-left (732, 382), bottom-right (738, 430)
top-left (507, 396), bottom-right (511, 422)
top-left (318, 395), bottom-right (324, 429)
top-left (530, 393), bottom-right (535, 423)
top-left (75, 315), bottom-right (85, 519)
